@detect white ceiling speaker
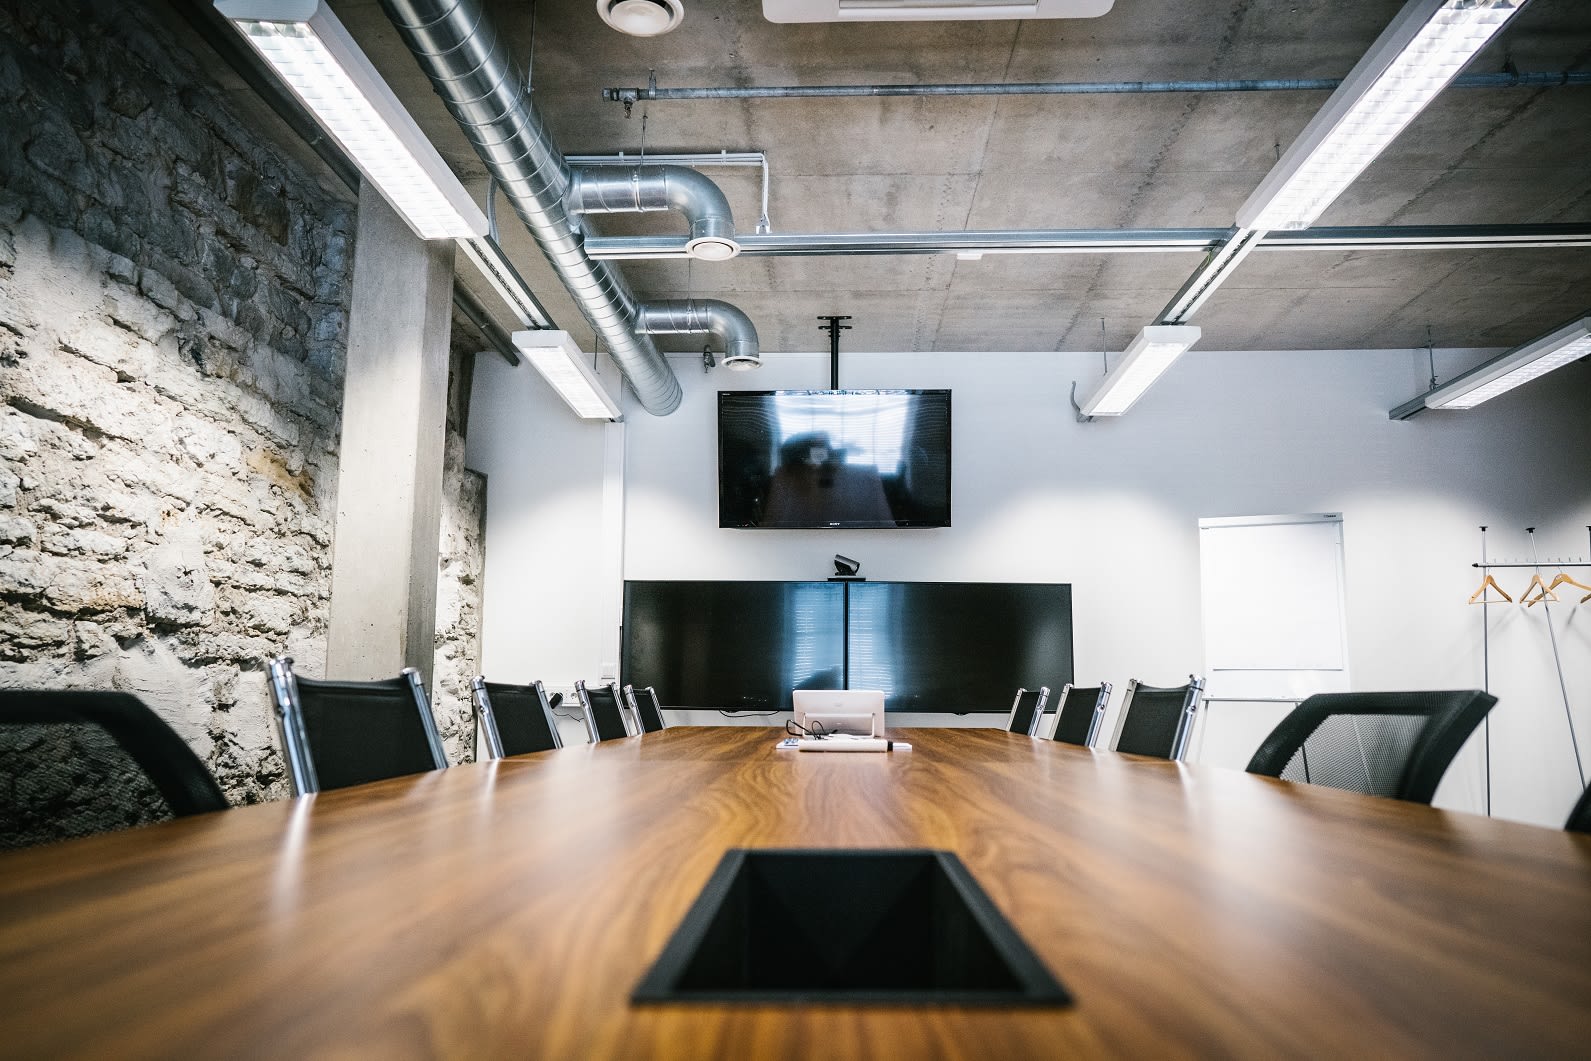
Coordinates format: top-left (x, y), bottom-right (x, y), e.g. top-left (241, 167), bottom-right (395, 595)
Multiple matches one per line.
top-left (599, 0), bottom-right (684, 36)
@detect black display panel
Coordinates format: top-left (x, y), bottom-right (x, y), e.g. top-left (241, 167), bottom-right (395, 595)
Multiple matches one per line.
top-left (623, 580), bottom-right (1072, 713)
top-left (622, 581), bottom-right (845, 712)
top-left (719, 390), bottom-right (951, 529)
top-left (846, 582), bottom-right (1074, 712)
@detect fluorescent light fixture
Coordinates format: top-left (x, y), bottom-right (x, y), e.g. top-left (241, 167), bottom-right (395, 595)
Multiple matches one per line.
top-left (216, 0), bottom-right (487, 241)
top-left (1237, 0), bottom-right (1524, 231)
top-left (458, 237), bottom-right (552, 329)
top-left (512, 330), bottom-right (623, 420)
top-left (1424, 316), bottom-right (1591, 410)
top-left (1078, 325), bottom-right (1201, 417)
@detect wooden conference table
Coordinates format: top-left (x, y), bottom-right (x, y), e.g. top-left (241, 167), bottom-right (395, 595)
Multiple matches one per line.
top-left (2, 727), bottom-right (1589, 1058)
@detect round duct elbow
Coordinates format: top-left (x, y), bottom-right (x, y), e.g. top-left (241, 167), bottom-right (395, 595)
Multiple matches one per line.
top-left (638, 299), bottom-right (760, 369)
top-left (568, 165), bottom-right (738, 260)
top-left (598, 0), bottom-right (683, 37)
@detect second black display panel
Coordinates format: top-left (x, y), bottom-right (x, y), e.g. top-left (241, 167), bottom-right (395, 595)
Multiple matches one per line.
top-left (846, 582), bottom-right (1074, 712)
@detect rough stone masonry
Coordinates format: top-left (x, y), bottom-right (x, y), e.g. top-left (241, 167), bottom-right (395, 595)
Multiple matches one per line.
top-left (0, 1), bottom-right (486, 805)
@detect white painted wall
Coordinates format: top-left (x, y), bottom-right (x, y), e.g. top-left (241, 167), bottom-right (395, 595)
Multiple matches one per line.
top-left (470, 344), bottom-right (1591, 827)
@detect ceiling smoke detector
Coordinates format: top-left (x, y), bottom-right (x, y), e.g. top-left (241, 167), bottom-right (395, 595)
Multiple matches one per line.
top-left (599, 0), bottom-right (684, 36)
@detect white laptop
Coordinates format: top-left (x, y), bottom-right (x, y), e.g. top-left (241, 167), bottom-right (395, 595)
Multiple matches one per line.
top-left (791, 689), bottom-right (886, 737)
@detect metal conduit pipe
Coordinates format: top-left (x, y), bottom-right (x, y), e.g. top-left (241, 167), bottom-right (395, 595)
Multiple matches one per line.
top-left (637, 300), bottom-right (760, 370)
top-left (378, 0), bottom-right (682, 415)
top-left (568, 165), bottom-right (740, 260)
top-left (603, 70), bottom-right (1591, 104)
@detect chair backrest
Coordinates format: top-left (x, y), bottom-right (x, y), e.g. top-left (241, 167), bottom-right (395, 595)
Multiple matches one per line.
top-left (1568, 784), bottom-right (1591, 834)
top-left (576, 680), bottom-right (631, 743)
top-left (1006, 687), bottom-right (1050, 736)
top-left (1245, 690), bottom-right (1498, 804)
top-left (1, 690), bottom-right (228, 849)
top-left (624, 684), bottom-right (668, 733)
top-left (267, 657), bottom-right (448, 795)
top-left (1048, 682), bottom-right (1112, 747)
top-left (1110, 676), bottom-right (1205, 760)
top-left (472, 677), bottom-right (563, 758)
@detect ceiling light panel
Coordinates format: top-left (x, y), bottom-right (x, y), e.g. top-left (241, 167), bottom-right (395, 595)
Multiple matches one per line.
top-left (1237, 0), bottom-right (1523, 232)
top-left (1424, 317), bottom-right (1591, 410)
top-left (1079, 325), bottom-right (1201, 418)
top-left (217, 0), bottom-right (487, 241)
top-left (764, 0), bottom-right (1112, 21)
top-left (513, 331), bottom-right (623, 420)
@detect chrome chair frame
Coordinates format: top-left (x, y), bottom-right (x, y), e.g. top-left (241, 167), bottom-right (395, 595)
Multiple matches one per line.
top-left (623, 684), bottom-right (669, 733)
top-left (575, 679), bottom-right (632, 743)
top-left (267, 656), bottom-right (446, 795)
top-left (1046, 682), bottom-right (1113, 747)
top-left (1005, 686), bottom-right (1051, 737)
top-left (471, 676), bottom-right (564, 760)
top-left (1108, 675), bottom-right (1205, 761)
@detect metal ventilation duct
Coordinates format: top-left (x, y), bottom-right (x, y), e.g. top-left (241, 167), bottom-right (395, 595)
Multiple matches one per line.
top-left (377, 0), bottom-right (687, 414)
top-left (568, 164), bottom-right (740, 260)
top-left (638, 300), bottom-right (761, 370)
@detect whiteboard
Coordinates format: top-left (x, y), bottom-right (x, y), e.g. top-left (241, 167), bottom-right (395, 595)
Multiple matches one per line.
top-left (1199, 515), bottom-right (1347, 672)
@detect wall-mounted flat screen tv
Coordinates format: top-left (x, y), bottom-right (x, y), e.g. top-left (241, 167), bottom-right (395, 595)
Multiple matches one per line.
top-left (719, 390), bottom-right (951, 529)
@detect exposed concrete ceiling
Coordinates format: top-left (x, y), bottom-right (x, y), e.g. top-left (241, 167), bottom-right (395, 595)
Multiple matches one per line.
top-left (209, 0), bottom-right (1591, 359)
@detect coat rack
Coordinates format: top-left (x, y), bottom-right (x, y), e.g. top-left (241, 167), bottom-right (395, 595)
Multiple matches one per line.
top-left (1469, 526), bottom-right (1590, 815)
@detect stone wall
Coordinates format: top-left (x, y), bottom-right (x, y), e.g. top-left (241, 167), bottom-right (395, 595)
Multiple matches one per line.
top-left (0, 1), bottom-right (354, 804)
top-left (0, 2), bottom-right (492, 808)
top-left (432, 348), bottom-right (486, 765)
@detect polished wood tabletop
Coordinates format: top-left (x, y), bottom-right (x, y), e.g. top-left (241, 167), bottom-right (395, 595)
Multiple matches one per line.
top-left (2, 727), bottom-right (1589, 1059)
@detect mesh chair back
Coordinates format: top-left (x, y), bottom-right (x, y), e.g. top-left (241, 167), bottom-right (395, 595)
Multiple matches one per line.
top-left (268, 658), bottom-right (447, 794)
top-left (473, 678), bottom-right (563, 758)
top-left (1111, 677), bottom-right (1204, 760)
top-left (625, 685), bottom-right (668, 733)
top-left (1567, 784), bottom-right (1591, 834)
top-left (1246, 690), bottom-right (1498, 804)
top-left (577, 681), bottom-right (631, 742)
top-left (1006, 687), bottom-right (1049, 736)
top-left (1049, 683), bottom-right (1112, 747)
top-left (1, 690), bottom-right (227, 850)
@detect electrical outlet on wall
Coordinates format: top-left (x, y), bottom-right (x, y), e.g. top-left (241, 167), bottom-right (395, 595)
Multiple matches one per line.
top-left (600, 662), bottom-right (617, 680)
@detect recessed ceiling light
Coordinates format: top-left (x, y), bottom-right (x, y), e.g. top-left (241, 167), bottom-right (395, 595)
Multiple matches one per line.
top-left (599, 0), bottom-right (684, 36)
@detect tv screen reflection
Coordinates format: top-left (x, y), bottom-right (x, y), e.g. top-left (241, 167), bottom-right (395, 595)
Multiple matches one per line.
top-left (719, 390), bottom-right (951, 529)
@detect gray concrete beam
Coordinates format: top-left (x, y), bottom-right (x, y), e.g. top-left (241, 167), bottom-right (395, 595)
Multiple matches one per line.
top-left (327, 183), bottom-right (453, 689)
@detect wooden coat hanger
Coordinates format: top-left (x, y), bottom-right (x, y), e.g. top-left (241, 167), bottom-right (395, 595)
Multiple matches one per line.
top-left (1547, 571), bottom-right (1591, 594)
top-left (1521, 573), bottom-right (1559, 608)
top-left (1467, 574), bottom-right (1512, 604)
top-left (1542, 572), bottom-right (1591, 604)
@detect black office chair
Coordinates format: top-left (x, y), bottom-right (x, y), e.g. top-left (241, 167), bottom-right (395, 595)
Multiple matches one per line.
top-left (1005, 687), bottom-right (1050, 736)
top-left (1, 690), bottom-right (228, 849)
top-left (1245, 690), bottom-right (1498, 805)
top-left (471, 677), bottom-right (564, 758)
top-left (267, 657), bottom-right (448, 795)
top-left (576, 680), bottom-right (631, 743)
top-left (1567, 784), bottom-right (1591, 834)
top-left (623, 684), bottom-right (669, 733)
top-left (1109, 676), bottom-right (1205, 760)
top-left (1046, 682), bottom-right (1112, 747)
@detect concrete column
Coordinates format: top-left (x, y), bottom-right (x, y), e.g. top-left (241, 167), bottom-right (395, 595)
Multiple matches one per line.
top-left (326, 183), bottom-right (453, 687)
